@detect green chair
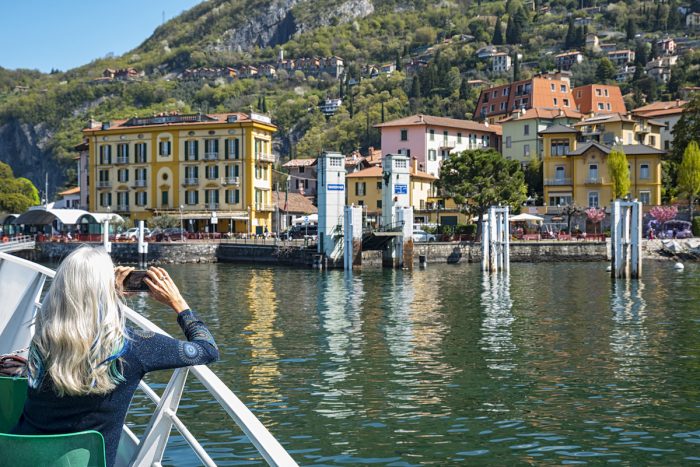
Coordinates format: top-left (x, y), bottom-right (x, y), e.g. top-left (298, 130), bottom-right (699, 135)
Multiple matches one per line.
top-left (0, 430), bottom-right (106, 467)
top-left (0, 375), bottom-right (27, 433)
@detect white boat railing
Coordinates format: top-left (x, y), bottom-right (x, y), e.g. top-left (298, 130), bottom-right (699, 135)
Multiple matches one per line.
top-left (0, 251), bottom-right (298, 467)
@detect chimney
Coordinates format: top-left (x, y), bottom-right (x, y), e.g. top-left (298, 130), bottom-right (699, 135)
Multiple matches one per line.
top-left (412, 156), bottom-right (418, 174)
top-left (418, 114), bottom-right (424, 123)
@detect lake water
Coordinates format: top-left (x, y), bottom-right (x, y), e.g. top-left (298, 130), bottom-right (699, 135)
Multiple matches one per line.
top-left (119, 261), bottom-right (700, 466)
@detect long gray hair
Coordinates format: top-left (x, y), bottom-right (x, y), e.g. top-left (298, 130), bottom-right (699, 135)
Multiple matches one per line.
top-left (28, 246), bottom-right (127, 396)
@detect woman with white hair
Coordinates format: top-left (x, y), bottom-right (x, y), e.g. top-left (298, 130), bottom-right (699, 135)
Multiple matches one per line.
top-left (11, 246), bottom-right (219, 467)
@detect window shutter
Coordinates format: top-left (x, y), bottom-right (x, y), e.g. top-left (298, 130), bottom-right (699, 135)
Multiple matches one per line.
top-left (215, 190), bottom-right (220, 203)
top-left (214, 166), bottom-right (219, 178)
top-left (194, 141), bottom-right (198, 158)
top-left (234, 139), bottom-right (239, 159)
top-left (225, 139), bottom-right (230, 159)
top-left (195, 191), bottom-right (199, 204)
top-left (205, 190), bottom-right (210, 204)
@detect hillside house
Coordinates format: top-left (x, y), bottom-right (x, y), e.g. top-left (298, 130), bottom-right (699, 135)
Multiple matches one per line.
top-left (607, 49), bottom-right (635, 66)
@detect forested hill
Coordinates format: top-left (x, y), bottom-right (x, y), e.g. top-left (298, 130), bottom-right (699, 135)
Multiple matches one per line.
top-left (0, 0), bottom-right (698, 197)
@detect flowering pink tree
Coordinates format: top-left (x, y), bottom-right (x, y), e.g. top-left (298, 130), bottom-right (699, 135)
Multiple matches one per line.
top-left (649, 205), bottom-right (678, 224)
top-left (585, 207), bottom-right (606, 234)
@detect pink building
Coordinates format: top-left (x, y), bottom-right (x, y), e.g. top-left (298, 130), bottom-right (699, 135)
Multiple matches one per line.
top-left (374, 114), bottom-right (501, 177)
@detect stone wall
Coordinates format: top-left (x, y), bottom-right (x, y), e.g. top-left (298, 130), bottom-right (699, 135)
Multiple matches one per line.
top-left (29, 242), bottom-right (219, 264)
top-left (414, 241), bottom-right (608, 264)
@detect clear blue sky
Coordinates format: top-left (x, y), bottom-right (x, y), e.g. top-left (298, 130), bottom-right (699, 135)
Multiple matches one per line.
top-left (0, 0), bottom-right (204, 72)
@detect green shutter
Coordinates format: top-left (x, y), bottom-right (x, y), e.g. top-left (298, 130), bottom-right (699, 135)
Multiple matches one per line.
top-left (224, 139), bottom-right (230, 159)
top-left (234, 139), bottom-right (239, 159)
top-left (214, 166), bottom-right (219, 178)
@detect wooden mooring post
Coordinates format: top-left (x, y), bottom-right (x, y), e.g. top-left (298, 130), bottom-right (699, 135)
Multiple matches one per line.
top-left (610, 199), bottom-right (642, 279)
top-left (481, 206), bottom-right (510, 273)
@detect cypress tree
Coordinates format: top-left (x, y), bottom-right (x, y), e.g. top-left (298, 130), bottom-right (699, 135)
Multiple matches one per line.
top-left (626, 18), bottom-right (637, 41)
top-left (410, 75), bottom-right (421, 99)
top-left (395, 50), bottom-right (402, 72)
top-left (493, 16), bottom-right (504, 45)
top-left (513, 52), bottom-right (521, 81)
top-left (565, 17), bottom-right (576, 49)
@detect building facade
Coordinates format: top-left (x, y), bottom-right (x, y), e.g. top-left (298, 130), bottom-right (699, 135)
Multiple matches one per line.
top-left (473, 72), bottom-right (575, 123)
top-left (375, 114), bottom-right (501, 177)
top-left (572, 113), bottom-right (663, 148)
top-left (632, 100), bottom-right (687, 151)
top-left (541, 125), bottom-right (663, 209)
top-left (282, 158), bottom-right (317, 198)
top-left (500, 108), bottom-right (583, 164)
top-left (572, 84), bottom-right (626, 114)
top-left (83, 112), bottom-right (277, 235)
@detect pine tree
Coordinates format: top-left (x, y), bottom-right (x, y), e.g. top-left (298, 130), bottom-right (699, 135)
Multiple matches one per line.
top-left (512, 52), bottom-right (521, 81)
top-left (626, 18), bottom-right (637, 41)
top-left (493, 16), bottom-right (504, 45)
top-left (596, 58), bottom-right (616, 82)
top-left (395, 50), bottom-right (402, 72)
top-left (565, 17), bottom-right (576, 49)
top-left (410, 75), bottom-right (421, 99)
top-left (459, 78), bottom-right (469, 100)
top-left (668, 1), bottom-right (681, 30)
top-left (506, 14), bottom-right (522, 44)
top-left (634, 42), bottom-right (648, 66)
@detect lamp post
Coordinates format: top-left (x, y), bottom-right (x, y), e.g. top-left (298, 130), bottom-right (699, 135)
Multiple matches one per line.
top-left (179, 205), bottom-right (184, 242)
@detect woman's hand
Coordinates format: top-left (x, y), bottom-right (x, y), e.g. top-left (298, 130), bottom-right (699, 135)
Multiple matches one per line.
top-left (143, 266), bottom-right (190, 313)
top-left (114, 266), bottom-right (135, 294)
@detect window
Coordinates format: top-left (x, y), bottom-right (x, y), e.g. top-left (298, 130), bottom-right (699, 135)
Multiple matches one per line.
top-left (503, 88), bottom-right (509, 96)
top-left (357, 200), bottom-right (364, 206)
top-left (505, 136), bottom-right (512, 148)
top-left (577, 91), bottom-right (582, 98)
top-left (606, 103), bottom-right (611, 111)
top-left (500, 102), bottom-right (506, 111)
top-left (492, 91), bottom-right (498, 98)
top-left (665, 140), bottom-right (670, 150)
top-left (588, 164), bottom-right (598, 181)
top-left (135, 168), bottom-right (147, 187)
top-left (186, 190), bottom-right (199, 205)
top-left (117, 192), bottom-right (129, 210)
top-left (377, 200), bottom-right (382, 209)
top-left (553, 98), bottom-right (558, 106)
top-left (299, 166), bottom-right (305, 174)
top-left (639, 191), bottom-right (651, 205)
top-left (563, 98), bottom-right (570, 107)
top-left (295, 179), bottom-right (299, 189)
top-left (99, 192), bottom-right (112, 207)
top-left (524, 124), bottom-right (530, 136)
top-left (649, 136), bottom-right (656, 146)
top-left (225, 138), bottom-right (240, 160)
top-left (596, 88), bottom-right (602, 96)
top-left (135, 143), bottom-right (147, 163)
top-left (588, 191), bottom-right (599, 207)
top-left (185, 166), bottom-right (199, 183)
top-left (560, 84), bottom-right (566, 92)
top-left (99, 145), bottom-right (112, 165)
top-left (355, 182), bottom-right (366, 196)
top-left (377, 181), bottom-right (382, 190)
top-left (555, 166), bottom-right (565, 180)
top-left (226, 189), bottom-right (240, 204)
top-left (225, 164), bottom-right (239, 178)
top-left (205, 165), bottom-right (218, 180)
top-left (400, 129), bottom-right (408, 141)
top-left (116, 143), bottom-right (129, 163)
top-left (161, 191), bottom-right (168, 207)
top-left (640, 163), bottom-right (650, 179)
top-left (443, 130), bottom-right (448, 141)
top-left (551, 140), bottom-right (570, 156)
top-left (159, 140), bottom-right (172, 157)
top-left (117, 168), bottom-right (129, 183)
top-left (205, 189), bottom-right (220, 207)
top-left (396, 159), bottom-right (408, 168)
top-left (98, 170), bottom-right (110, 187)
top-left (429, 129), bottom-right (435, 141)
top-left (135, 191), bottom-right (147, 206)
top-left (329, 157), bottom-right (343, 167)
top-left (490, 104), bottom-right (495, 112)
top-left (457, 132), bottom-right (462, 144)
top-left (598, 103), bottom-right (605, 110)
top-left (604, 89), bottom-right (609, 97)
top-left (551, 83), bottom-right (555, 91)
top-left (185, 140), bottom-right (198, 161)
top-left (428, 149), bottom-right (437, 161)
top-left (523, 144), bottom-right (530, 157)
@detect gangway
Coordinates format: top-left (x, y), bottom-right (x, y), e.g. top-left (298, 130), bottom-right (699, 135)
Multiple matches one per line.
top-left (0, 235), bottom-right (36, 253)
top-left (0, 251), bottom-right (298, 467)
top-left (361, 223), bottom-right (404, 251)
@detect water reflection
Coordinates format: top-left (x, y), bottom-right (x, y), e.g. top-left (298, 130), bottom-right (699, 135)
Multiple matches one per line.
top-left (244, 270), bottom-right (283, 407)
top-left (610, 279), bottom-right (650, 381)
top-left (480, 273), bottom-right (516, 373)
top-left (313, 271), bottom-right (365, 419)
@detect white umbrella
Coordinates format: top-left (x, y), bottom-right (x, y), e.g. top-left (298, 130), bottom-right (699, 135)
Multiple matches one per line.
top-left (509, 213), bottom-right (544, 223)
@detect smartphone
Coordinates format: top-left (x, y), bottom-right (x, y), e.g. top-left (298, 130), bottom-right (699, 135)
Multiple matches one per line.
top-left (123, 270), bottom-right (150, 292)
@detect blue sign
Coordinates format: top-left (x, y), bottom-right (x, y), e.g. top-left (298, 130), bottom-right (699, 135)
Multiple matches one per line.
top-left (328, 184), bottom-right (345, 191)
top-left (394, 184), bottom-right (408, 195)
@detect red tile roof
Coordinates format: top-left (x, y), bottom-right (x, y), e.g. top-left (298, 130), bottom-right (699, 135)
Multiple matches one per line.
top-left (272, 192), bottom-right (317, 214)
top-left (283, 158), bottom-right (316, 168)
top-left (345, 164), bottom-right (437, 180)
top-left (375, 114), bottom-right (502, 135)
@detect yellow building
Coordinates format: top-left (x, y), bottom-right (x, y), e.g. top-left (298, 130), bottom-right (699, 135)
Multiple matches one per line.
top-left (541, 124), bottom-right (664, 209)
top-left (83, 112), bottom-right (277, 235)
top-left (572, 112), bottom-right (663, 148)
top-left (345, 163), bottom-right (436, 224)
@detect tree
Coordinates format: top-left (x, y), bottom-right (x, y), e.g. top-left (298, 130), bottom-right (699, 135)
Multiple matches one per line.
top-left (512, 52), bottom-right (521, 81)
top-left (524, 156), bottom-right (542, 198)
top-left (608, 147), bottom-right (631, 199)
top-left (562, 204), bottom-right (584, 233)
top-left (596, 58), bottom-right (616, 82)
top-left (626, 18), bottom-right (637, 41)
top-left (493, 16), bottom-right (504, 45)
top-left (410, 74), bottom-right (421, 99)
top-left (395, 50), bottom-right (402, 72)
top-left (0, 162), bottom-right (40, 213)
top-left (506, 11), bottom-right (525, 45)
top-left (678, 140), bottom-right (700, 224)
top-left (149, 215), bottom-right (180, 229)
top-left (649, 205), bottom-right (678, 224)
top-left (565, 16), bottom-right (576, 49)
top-left (585, 207), bottom-right (606, 234)
top-left (634, 42), bottom-right (648, 67)
top-left (436, 148), bottom-right (527, 236)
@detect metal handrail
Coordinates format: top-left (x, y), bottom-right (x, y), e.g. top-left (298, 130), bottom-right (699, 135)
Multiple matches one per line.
top-left (0, 252), bottom-right (297, 466)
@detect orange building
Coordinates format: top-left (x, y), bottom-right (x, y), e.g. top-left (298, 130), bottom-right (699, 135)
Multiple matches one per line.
top-left (572, 84), bottom-right (626, 114)
top-left (473, 72), bottom-right (575, 123)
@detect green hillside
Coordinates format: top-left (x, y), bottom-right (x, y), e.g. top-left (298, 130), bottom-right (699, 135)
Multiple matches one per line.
top-left (0, 0), bottom-right (698, 193)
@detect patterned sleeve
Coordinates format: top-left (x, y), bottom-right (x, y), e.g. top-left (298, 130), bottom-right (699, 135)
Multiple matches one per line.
top-left (130, 309), bottom-right (219, 375)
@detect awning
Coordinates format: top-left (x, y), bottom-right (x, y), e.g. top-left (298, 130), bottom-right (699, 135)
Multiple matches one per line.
top-left (509, 213), bottom-right (544, 223)
top-left (14, 207), bottom-right (90, 225)
top-left (77, 213), bottom-right (125, 224)
top-left (0, 214), bottom-right (19, 224)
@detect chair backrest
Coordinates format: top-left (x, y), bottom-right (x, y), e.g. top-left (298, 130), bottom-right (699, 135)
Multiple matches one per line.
top-left (0, 376), bottom-right (28, 433)
top-left (0, 430), bottom-right (106, 467)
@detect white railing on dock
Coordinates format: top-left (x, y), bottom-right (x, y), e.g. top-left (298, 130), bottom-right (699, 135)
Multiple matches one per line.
top-left (0, 252), bottom-right (298, 467)
top-left (0, 235), bottom-right (36, 253)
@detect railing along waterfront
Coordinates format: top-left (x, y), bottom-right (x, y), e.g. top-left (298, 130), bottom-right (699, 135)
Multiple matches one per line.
top-left (0, 252), bottom-right (298, 467)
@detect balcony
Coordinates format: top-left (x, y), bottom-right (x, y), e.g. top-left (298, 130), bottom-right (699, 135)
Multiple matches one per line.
top-left (135, 156), bottom-right (147, 164)
top-left (255, 203), bottom-right (275, 211)
top-left (116, 157), bottom-right (129, 165)
top-left (221, 177), bottom-right (240, 186)
top-left (117, 204), bottom-right (129, 212)
top-left (256, 153), bottom-right (275, 163)
top-left (134, 179), bottom-right (147, 188)
top-left (584, 176), bottom-right (605, 184)
top-left (207, 203), bottom-right (220, 210)
top-left (544, 177), bottom-right (572, 186)
top-left (97, 181), bottom-right (111, 189)
top-left (183, 178), bottom-right (199, 186)
top-left (204, 152), bottom-right (219, 161)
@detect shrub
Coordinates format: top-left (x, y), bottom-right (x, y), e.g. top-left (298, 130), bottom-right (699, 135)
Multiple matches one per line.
top-left (693, 217), bottom-right (700, 236)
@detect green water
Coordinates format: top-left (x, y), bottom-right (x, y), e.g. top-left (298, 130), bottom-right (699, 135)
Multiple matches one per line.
top-left (121, 262), bottom-right (700, 466)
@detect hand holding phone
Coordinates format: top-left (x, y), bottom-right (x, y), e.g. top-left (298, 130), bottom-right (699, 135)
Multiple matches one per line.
top-left (123, 270), bottom-right (150, 292)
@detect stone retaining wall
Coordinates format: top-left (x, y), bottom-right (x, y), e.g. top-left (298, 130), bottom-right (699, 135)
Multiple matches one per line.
top-left (414, 241), bottom-right (608, 264)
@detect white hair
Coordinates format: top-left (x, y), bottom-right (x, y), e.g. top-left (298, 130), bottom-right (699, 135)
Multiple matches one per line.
top-left (28, 246), bottom-right (127, 396)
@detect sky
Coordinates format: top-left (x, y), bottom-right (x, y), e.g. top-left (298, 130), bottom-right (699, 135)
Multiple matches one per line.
top-left (0, 0), bottom-right (204, 72)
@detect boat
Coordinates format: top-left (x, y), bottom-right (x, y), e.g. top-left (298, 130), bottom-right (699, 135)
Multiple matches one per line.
top-left (0, 251), bottom-right (298, 466)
